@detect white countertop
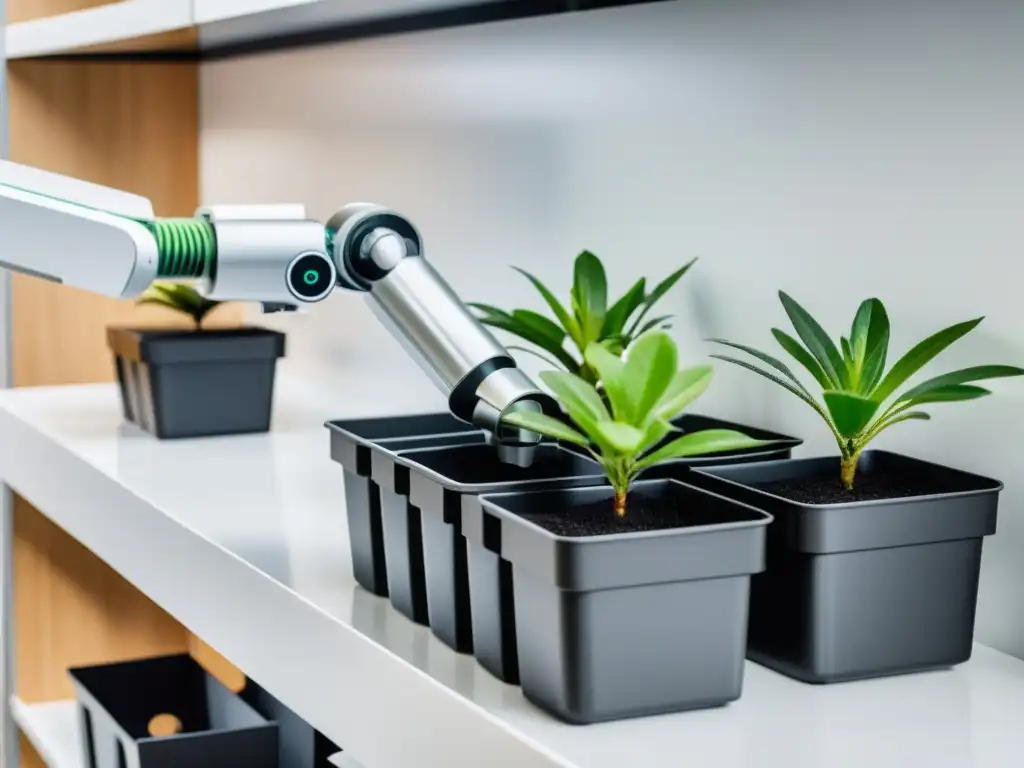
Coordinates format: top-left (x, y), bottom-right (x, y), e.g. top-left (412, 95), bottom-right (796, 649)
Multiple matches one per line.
top-left (2, 371), bottom-right (1024, 768)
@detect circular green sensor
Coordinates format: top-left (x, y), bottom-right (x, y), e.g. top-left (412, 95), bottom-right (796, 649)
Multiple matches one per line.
top-left (303, 269), bottom-right (319, 285)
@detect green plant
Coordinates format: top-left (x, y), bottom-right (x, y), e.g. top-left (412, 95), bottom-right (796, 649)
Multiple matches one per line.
top-left (501, 330), bottom-right (772, 517)
top-left (137, 282), bottom-right (221, 330)
top-left (470, 251), bottom-right (696, 384)
top-left (711, 292), bottom-right (1024, 490)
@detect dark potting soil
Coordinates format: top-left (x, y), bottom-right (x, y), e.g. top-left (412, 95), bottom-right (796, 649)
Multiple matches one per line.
top-left (522, 495), bottom-right (714, 537)
top-left (758, 469), bottom-right (949, 504)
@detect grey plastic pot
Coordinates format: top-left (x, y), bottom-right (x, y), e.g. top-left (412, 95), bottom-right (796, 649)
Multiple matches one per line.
top-left (478, 479), bottom-right (770, 723)
top-left (395, 443), bottom-right (604, 656)
top-left (688, 450), bottom-right (1001, 684)
top-left (108, 327), bottom-right (285, 439)
top-left (326, 414), bottom-right (485, 604)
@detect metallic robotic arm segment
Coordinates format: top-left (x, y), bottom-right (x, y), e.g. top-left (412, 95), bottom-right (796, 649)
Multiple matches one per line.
top-left (0, 161), bottom-right (550, 464)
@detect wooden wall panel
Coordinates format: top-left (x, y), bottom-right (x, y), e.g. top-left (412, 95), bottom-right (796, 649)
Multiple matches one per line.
top-left (7, 0), bottom-right (115, 24)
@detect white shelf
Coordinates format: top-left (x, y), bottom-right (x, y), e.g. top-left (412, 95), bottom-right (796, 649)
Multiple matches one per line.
top-left (5, 0), bottom-right (193, 59)
top-left (2, 371), bottom-right (1024, 768)
top-left (10, 698), bottom-right (83, 768)
top-left (4, 0), bottom-right (484, 59)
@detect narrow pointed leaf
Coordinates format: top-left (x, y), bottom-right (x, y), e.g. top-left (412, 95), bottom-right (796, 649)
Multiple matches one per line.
top-left (635, 429), bottom-right (772, 472)
top-left (823, 391), bottom-right (880, 438)
top-left (634, 314), bottom-right (674, 337)
top-left (779, 292), bottom-right (847, 388)
top-left (623, 331), bottom-right (677, 424)
top-left (894, 364), bottom-right (1024, 404)
top-left (473, 312), bottom-right (578, 371)
top-left (903, 384), bottom-right (990, 405)
top-left (709, 339), bottom-right (811, 395)
top-left (511, 266), bottom-right (582, 346)
top-left (772, 329), bottom-right (833, 389)
top-left (864, 410), bottom-right (931, 443)
top-left (654, 365), bottom-right (714, 420)
top-left (585, 342), bottom-right (632, 422)
top-left (539, 371), bottom-right (609, 424)
top-left (850, 299), bottom-right (889, 370)
top-left (467, 302), bottom-right (511, 318)
top-left (629, 258), bottom-right (697, 333)
top-left (501, 410), bottom-right (590, 447)
top-left (710, 355), bottom-right (827, 416)
top-left (572, 251), bottom-right (608, 344)
top-left (595, 421), bottom-right (644, 454)
top-left (841, 336), bottom-right (854, 373)
top-left (859, 331), bottom-right (890, 394)
top-left (871, 317), bottom-right (984, 402)
top-left (511, 309), bottom-right (566, 347)
top-left (602, 278), bottom-right (646, 337)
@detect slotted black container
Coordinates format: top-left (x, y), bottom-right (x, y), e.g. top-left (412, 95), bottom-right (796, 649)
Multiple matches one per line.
top-left (688, 451), bottom-right (1002, 683)
top-left (240, 681), bottom-right (341, 768)
top-left (69, 654), bottom-right (278, 768)
top-left (479, 479), bottom-right (771, 723)
top-left (327, 413), bottom-right (485, 614)
top-left (396, 443), bottom-right (604, 659)
top-left (108, 327), bottom-right (286, 439)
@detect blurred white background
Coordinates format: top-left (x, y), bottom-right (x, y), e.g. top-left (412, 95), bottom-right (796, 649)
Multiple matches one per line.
top-left (200, 0), bottom-right (1024, 658)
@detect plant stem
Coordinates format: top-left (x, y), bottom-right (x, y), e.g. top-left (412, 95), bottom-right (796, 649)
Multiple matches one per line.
top-left (613, 489), bottom-right (627, 518)
top-left (840, 451), bottom-right (860, 491)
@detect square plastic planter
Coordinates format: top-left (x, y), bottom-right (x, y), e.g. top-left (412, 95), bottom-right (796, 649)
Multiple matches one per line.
top-left (108, 327), bottom-right (285, 439)
top-left (69, 654), bottom-right (278, 768)
top-left (479, 479), bottom-right (771, 723)
top-left (327, 413), bottom-right (485, 605)
top-left (688, 450), bottom-right (1001, 684)
top-left (395, 443), bottom-right (605, 656)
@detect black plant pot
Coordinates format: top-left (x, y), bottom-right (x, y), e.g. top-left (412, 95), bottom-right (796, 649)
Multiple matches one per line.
top-left (396, 444), bottom-right (604, 659)
top-left (108, 327), bottom-right (285, 439)
top-left (688, 451), bottom-right (1001, 684)
top-left (479, 479), bottom-right (771, 723)
top-left (327, 413), bottom-right (486, 604)
top-left (69, 654), bottom-right (278, 768)
top-left (560, 413), bottom-right (802, 469)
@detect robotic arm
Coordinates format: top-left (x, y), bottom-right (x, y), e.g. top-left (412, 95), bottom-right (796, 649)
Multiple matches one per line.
top-left (0, 160), bottom-right (551, 466)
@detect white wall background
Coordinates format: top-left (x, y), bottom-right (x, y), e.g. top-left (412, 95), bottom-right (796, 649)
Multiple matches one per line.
top-left (201, 0), bottom-right (1024, 658)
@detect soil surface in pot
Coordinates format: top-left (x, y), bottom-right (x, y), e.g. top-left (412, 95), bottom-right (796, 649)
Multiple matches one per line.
top-left (522, 494), bottom-right (727, 537)
top-left (758, 470), bottom-right (950, 504)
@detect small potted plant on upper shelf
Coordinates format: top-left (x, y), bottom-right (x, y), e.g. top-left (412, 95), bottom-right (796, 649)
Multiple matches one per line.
top-left (686, 292), bottom-right (1024, 684)
top-left (475, 330), bottom-right (776, 723)
top-left (107, 282), bottom-right (286, 439)
top-left (470, 250), bottom-right (800, 465)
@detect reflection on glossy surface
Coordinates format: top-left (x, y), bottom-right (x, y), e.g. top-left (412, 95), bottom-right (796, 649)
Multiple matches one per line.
top-left (6, 373), bottom-right (1024, 767)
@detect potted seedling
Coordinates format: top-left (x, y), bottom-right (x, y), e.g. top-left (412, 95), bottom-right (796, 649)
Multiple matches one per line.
top-left (471, 330), bottom-right (774, 723)
top-left (471, 251), bottom-right (800, 464)
top-left (108, 282), bottom-right (286, 439)
top-left (689, 292), bottom-right (1024, 683)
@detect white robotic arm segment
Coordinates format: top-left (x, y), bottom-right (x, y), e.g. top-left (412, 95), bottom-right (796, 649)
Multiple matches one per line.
top-left (0, 162), bottom-right (551, 463)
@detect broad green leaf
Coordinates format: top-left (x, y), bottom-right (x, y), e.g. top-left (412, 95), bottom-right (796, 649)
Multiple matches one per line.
top-left (512, 309), bottom-right (566, 347)
top-left (779, 292), bottom-right (847, 389)
top-left (635, 429), bottom-right (771, 472)
top-left (595, 421), bottom-right (644, 454)
top-left (654, 365), bottom-right (714, 420)
top-left (572, 251), bottom-right (608, 344)
top-left (894, 364), bottom-right (1024, 404)
top-left (710, 355), bottom-right (837, 434)
top-left (585, 342), bottom-right (632, 421)
top-left (638, 418), bottom-right (674, 454)
top-left (539, 370), bottom-right (609, 424)
top-left (823, 391), bottom-right (880, 438)
top-left (772, 329), bottom-right (833, 390)
top-left (859, 330), bottom-right (890, 394)
top-left (629, 258), bottom-right (696, 334)
top-left (501, 410), bottom-right (590, 447)
top-left (602, 278), bottom-right (646, 337)
top-left (512, 267), bottom-right (583, 346)
top-left (633, 314), bottom-right (674, 337)
top-left (623, 330), bottom-right (677, 424)
top-left (850, 299), bottom-right (889, 371)
top-left (871, 317), bottom-right (984, 402)
top-left (903, 384), bottom-right (990, 405)
top-left (709, 339), bottom-right (811, 396)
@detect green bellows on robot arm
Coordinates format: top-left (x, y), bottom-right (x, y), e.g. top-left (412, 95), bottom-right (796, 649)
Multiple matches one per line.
top-left (138, 218), bottom-right (217, 279)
